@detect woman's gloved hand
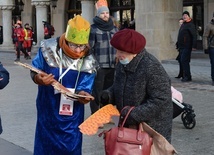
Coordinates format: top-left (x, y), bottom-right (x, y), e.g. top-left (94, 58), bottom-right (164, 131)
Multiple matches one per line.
top-left (100, 91), bottom-right (110, 106)
top-left (119, 106), bottom-right (137, 127)
top-left (34, 73), bottom-right (55, 85)
top-left (78, 91), bottom-right (94, 104)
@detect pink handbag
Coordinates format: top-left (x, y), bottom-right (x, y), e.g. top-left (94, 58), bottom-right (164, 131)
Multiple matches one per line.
top-left (99, 107), bottom-right (153, 155)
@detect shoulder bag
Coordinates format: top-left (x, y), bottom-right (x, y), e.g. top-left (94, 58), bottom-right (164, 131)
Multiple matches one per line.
top-left (99, 107), bottom-right (153, 155)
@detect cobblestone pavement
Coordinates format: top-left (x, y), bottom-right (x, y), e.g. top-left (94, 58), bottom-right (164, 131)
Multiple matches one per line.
top-left (0, 50), bottom-right (214, 155)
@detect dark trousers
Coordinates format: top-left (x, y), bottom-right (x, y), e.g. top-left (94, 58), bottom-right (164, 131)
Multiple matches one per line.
top-left (90, 68), bottom-right (115, 114)
top-left (17, 41), bottom-right (29, 58)
top-left (209, 47), bottom-right (214, 81)
top-left (180, 48), bottom-right (192, 78)
top-left (176, 51), bottom-right (183, 77)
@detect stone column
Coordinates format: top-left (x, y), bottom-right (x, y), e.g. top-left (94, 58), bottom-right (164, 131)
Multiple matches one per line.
top-left (31, 0), bottom-right (50, 46)
top-left (135, 0), bottom-right (183, 61)
top-left (81, 0), bottom-right (95, 24)
top-left (0, 0), bottom-right (14, 48)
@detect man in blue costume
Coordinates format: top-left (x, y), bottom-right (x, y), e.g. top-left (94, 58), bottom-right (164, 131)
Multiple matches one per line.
top-left (30, 15), bottom-right (98, 155)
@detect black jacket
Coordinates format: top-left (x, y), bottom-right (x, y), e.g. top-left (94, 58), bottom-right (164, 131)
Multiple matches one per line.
top-left (0, 62), bottom-right (9, 89)
top-left (177, 19), bottom-right (197, 49)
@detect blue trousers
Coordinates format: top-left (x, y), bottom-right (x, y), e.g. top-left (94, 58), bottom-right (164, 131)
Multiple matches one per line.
top-left (180, 48), bottom-right (192, 78)
top-left (209, 47), bottom-right (214, 81)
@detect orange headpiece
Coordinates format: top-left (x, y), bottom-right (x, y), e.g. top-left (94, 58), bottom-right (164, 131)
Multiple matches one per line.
top-left (95, 0), bottom-right (108, 9)
top-left (95, 0), bottom-right (109, 16)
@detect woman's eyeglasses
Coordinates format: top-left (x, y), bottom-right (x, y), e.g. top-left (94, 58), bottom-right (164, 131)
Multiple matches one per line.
top-left (68, 43), bottom-right (86, 50)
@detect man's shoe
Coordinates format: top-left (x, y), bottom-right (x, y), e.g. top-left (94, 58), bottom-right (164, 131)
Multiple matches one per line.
top-left (181, 77), bottom-right (192, 82)
top-left (175, 75), bottom-right (182, 79)
top-left (14, 58), bottom-right (20, 62)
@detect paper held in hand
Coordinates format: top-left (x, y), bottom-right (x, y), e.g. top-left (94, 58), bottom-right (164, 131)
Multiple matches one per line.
top-left (78, 104), bottom-right (120, 135)
top-left (14, 62), bottom-right (94, 100)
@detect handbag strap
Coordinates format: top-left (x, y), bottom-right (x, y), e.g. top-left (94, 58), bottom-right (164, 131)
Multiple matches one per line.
top-left (120, 106), bottom-right (135, 127)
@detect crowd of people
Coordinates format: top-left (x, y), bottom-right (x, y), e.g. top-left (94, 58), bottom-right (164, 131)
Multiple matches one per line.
top-left (1, 0), bottom-right (214, 153)
top-left (12, 20), bottom-right (34, 61)
top-left (11, 19), bottom-right (56, 62)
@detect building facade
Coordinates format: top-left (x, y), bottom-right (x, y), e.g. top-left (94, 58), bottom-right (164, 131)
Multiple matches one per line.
top-left (0, 0), bottom-right (213, 60)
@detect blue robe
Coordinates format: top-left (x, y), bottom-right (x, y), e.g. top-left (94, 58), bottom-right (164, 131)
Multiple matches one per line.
top-left (32, 48), bottom-right (96, 155)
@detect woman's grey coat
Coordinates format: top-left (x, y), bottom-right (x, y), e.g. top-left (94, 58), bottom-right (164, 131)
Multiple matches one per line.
top-left (105, 49), bottom-right (173, 142)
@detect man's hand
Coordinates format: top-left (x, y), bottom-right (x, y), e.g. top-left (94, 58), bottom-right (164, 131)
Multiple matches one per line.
top-left (34, 73), bottom-right (55, 85)
top-left (78, 91), bottom-right (94, 104)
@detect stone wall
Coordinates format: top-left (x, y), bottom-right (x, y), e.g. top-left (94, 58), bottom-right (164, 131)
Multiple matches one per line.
top-left (135, 0), bottom-right (183, 61)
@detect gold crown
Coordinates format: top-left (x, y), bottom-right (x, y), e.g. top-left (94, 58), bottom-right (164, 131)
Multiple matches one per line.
top-left (65, 15), bottom-right (90, 44)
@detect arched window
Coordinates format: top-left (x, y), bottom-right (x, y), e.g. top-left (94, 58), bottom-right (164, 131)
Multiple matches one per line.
top-left (67, 0), bottom-right (82, 19)
top-left (109, 0), bottom-right (135, 30)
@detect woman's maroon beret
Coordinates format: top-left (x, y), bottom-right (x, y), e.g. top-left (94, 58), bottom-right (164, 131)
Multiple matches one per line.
top-left (110, 29), bottom-right (146, 54)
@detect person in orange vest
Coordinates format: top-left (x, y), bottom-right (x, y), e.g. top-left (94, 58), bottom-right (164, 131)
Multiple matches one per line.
top-left (14, 20), bottom-right (31, 61)
top-left (23, 23), bottom-right (33, 57)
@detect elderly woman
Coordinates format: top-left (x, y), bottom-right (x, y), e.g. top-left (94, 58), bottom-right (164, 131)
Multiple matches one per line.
top-left (31, 15), bottom-right (98, 155)
top-left (101, 29), bottom-right (173, 143)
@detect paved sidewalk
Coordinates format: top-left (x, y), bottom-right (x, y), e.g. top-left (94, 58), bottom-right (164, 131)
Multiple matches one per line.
top-left (0, 50), bottom-right (214, 155)
top-left (0, 138), bottom-right (32, 155)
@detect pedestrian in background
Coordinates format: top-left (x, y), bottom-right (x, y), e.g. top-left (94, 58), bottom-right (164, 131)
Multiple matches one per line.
top-left (0, 61), bottom-right (10, 134)
top-left (14, 20), bottom-right (31, 61)
top-left (100, 29), bottom-right (173, 143)
top-left (31, 15), bottom-right (98, 155)
top-left (23, 23), bottom-right (33, 57)
top-left (175, 18), bottom-right (184, 79)
top-left (177, 11), bottom-right (197, 82)
top-left (89, 0), bottom-right (118, 114)
top-left (42, 21), bottom-right (51, 39)
top-left (203, 12), bottom-right (214, 86)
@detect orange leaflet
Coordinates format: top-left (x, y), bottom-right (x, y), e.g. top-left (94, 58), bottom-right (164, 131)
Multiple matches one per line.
top-left (79, 104), bottom-right (120, 135)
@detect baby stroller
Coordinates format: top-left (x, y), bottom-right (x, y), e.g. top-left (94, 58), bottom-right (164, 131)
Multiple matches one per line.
top-left (171, 86), bottom-right (196, 129)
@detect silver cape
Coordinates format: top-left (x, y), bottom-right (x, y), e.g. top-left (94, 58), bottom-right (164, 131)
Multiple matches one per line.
top-left (40, 38), bottom-right (99, 73)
